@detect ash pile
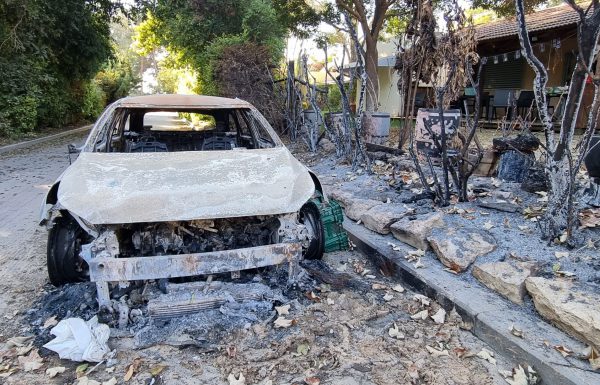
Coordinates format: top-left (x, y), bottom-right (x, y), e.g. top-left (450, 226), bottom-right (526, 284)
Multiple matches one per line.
top-left (28, 262), bottom-right (326, 349)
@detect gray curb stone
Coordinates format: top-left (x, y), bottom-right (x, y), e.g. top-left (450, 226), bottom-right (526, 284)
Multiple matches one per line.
top-left (344, 219), bottom-right (600, 385)
top-left (0, 125), bottom-right (92, 155)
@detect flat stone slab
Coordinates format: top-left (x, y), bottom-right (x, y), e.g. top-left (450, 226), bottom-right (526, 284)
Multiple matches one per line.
top-left (343, 219), bottom-right (600, 385)
top-left (328, 188), bottom-right (356, 208)
top-left (390, 212), bottom-right (444, 250)
top-left (428, 228), bottom-right (496, 272)
top-left (360, 203), bottom-right (413, 235)
top-left (477, 201), bottom-right (520, 213)
top-left (526, 277), bottom-right (600, 352)
top-left (344, 198), bottom-right (382, 221)
top-left (472, 261), bottom-right (537, 304)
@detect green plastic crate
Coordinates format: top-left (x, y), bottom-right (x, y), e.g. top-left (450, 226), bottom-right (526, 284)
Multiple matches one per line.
top-left (313, 197), bottom-right (348, 253)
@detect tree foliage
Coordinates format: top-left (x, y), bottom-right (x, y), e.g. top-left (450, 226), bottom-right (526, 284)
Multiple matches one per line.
top-left (0, 0), bottom-right (121, 136)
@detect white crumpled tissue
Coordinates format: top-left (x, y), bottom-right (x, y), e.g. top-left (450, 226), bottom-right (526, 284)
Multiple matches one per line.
top-left (43, 316), bottom-right (110, 362)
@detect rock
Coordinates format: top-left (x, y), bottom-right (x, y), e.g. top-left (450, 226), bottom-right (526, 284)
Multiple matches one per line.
top-left (328, 189), bottom-right (356, 208)
top-left (360, 204), bottom-right (413, 234)
top-left (492, 134), bottom-right (540, 153)
top-left (491, 190), bottom-right (512, 200)
top-left (497, 150), bottom-right (535, 183)
top-left (477, 201), bottom-right (520, 213)
top-left (525, 277), bottom-right (600, 351)
top-left (521, 166), bottom-right (548, 193)
top-left (344, 198), bottom-right (383, 221)
top-left (472, 262), bottom-right (537, 304)
top-left (319, 138), bottom-right (336, 152)
top-left (390, 212), bottom-right (445, 250)
top-left (428, 228), bottom-right (496, 272)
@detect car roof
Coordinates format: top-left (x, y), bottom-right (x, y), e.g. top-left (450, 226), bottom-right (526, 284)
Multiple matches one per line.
top-left (115, 94), bottom-right (252, 109)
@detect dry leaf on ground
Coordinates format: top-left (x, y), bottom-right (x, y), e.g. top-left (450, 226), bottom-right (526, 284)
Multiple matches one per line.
top-left (477, 348), bottom-right (497, 365)
top-left (383, 293), bottom-right (394, 302)
top-left (509, 324), bottom-right (524, 338)
top-left (275, 304), bottom-right (290, 315)
top-left (228, 372), bottom-right (246, 385)
top-left (503, 365), bottom-right (528, 385)
top-left (273, 317), bottom-right (294, 328)
top-left (43, 316), bottom-right (58, 329)
top-left (392, 284), bottom-right (405, 293)
top-left (388, 323), bottom-right (404, 339)
top-left (46, 366), bottom-right (66, 378)
top-left (77, 377), bottom-right (101, 385)
top-left (553, 345), bottom-right (573, 358)
top-left (426, 345), bottom-right (449, 357)
top-left (411, 309), bottom-right (429, 320)
top-left (124, 357), bottom-right (142, 382)
top-left (413, 294), bottom-right (430, 306)
top-left (18, 349), bottom-right (43, 372)
top-left (304, 376), bottom-right (320, 385)
top-left (431, 308), bottom-right (446, 324)
top-left (554, 251), bottom-right (569, 259)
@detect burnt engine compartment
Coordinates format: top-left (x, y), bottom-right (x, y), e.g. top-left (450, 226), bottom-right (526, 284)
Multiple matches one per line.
top-left (115, 217), bottom-right (281, 257)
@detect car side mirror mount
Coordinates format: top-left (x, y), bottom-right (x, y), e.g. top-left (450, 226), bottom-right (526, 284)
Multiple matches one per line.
top-left (68, 143), bottom-right (81, 154)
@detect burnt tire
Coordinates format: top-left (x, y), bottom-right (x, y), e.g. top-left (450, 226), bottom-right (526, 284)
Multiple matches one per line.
top-left (47, 215), bottom-right (89, 286)
top-left (299, 202), bottom-right (325, 260)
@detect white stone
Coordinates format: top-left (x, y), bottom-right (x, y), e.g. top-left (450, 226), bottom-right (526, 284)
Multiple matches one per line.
top-left (428, 228), bottom-right (496, 272)
top-left (390, 212), bottom-right (444, 250)
top-left (525, 277), bottom-right (600, 352)
top-left (472, 261), bottom-right (537, 304)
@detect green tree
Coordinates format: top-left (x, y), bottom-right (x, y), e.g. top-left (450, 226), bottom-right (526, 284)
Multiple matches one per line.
top-left (0, 0), bottom-right (118, 136)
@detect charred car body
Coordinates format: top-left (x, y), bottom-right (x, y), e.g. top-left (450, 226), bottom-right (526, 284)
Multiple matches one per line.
top-left (40, 95), bottom-right (344, 308)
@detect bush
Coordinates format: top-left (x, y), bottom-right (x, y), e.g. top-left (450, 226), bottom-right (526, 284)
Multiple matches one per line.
top-left (0, 95), bottom-right (39, 137)
top-left (82, 81), bottom-right (107, 120)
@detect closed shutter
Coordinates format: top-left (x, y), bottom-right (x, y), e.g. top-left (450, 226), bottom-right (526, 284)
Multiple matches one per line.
top-left (483, 57), bottom-right (524, 89)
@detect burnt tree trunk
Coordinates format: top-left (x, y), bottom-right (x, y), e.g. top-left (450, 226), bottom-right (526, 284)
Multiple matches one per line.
top-left (515, 0), bottom-right (600, 240)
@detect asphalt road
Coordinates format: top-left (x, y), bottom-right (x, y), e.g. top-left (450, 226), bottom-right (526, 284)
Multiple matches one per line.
top-left (0, 132), bottom-right (88, 335)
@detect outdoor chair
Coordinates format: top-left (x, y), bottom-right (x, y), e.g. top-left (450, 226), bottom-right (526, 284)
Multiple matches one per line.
top-left (413, 92), bottom-right (426, 115)
top-left (490, 89), bottom-right (515, 121)
top-left (516, 90), bottom-right (536, 118)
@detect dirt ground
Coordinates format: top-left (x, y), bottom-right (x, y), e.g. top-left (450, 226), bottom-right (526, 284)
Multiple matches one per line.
top-left (0, 135), bottom-right (511, 385)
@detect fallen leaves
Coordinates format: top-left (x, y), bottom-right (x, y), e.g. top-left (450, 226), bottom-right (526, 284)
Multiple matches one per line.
top-left (426, 345), bottom-right (449, 357)
top-left (579, 208), bottom-right (600, 229)
top-left (304, 376), bottom-right (321, 385)
top-left (383, 293), bottom-right (394, 302)
top-left (554, 251), bottom-right (569, 259)
top-left (500, 365), bottom-right (538, 385)
top-left (274, 317), bottom-right (295, 328)
top-left (509, 324), bottom-right (524, 338)
top-left (483, 221), bottom-right (494, 230)
top-left (553, 345), bottom-right (573, 358)
top-left (413, 294), bottom-right (430, 307)
top-left (431, 309), bottom-right (446, 324)
top-left (17, 349), bottom-right (43, 372)
top-left (410, 309), bottom-right (429, 320)
top-left (580, 346), bottom-right (600, 370)
top-left (43, 316), bottom-right (58, 329)
top-left (46, 366), bottom-right (66, 378)
top-left (476, 348), bottom-right (496, 365)
top-left (388, 323), bottom-right (404, 339)
top-left (275, 304), bottom-right (290, 316)
top-left (124, 357), bottom-right (142, 382)
top-left (392, 284), bottom-right (405, 293)
top-left (228, 373), bottom-right (246, 385)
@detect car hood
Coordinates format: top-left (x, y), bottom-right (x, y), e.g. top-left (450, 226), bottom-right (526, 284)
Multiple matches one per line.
top-left (57, 148), bottom-right (314, 224)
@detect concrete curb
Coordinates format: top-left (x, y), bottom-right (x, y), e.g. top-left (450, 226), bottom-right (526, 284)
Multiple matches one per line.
top-left (0, 125), bottom-right (92, 155)
top-left (344, 219), bottom-right (600, 385)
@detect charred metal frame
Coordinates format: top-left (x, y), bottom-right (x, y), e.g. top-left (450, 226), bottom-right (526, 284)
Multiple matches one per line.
top-left (90, 243), bottom-right (302, 308)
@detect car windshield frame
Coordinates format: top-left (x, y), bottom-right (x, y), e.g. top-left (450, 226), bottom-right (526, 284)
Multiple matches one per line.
top-left (82, 104), bottom-right (283, 153)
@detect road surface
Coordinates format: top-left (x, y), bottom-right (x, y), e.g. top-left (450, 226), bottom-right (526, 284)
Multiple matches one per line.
top-left (0, 132), bottom-right (88, 336)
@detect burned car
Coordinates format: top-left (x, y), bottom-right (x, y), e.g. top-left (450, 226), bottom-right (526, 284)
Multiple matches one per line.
top-left (40, 95), bottom-right (346, 309)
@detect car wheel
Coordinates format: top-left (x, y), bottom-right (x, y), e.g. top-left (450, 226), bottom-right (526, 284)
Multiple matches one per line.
top-left (299, 202), bottom-right (325, 260)
top-left (47, 215), bottom-right (90, 286)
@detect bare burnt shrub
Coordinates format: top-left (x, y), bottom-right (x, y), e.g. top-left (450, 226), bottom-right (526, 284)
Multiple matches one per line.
top-left (213, 43), bottom-right (285, 130)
